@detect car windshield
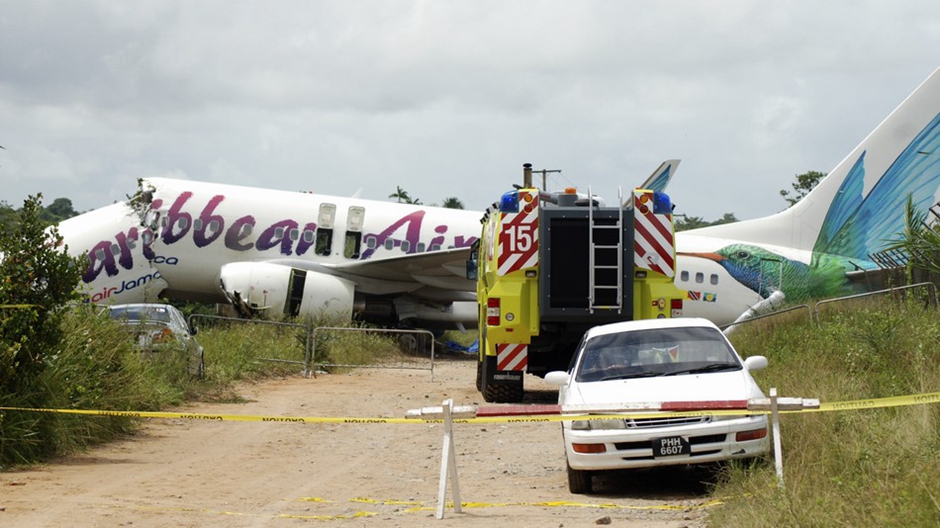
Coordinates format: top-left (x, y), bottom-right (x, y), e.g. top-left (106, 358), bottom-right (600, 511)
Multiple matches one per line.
top-left (106, 305), bottom-right (188, 334)
top-left (574, 326), bottom-right (741, 382)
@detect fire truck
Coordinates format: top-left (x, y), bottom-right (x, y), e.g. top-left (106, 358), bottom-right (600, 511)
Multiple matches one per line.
top-left (467, 164), bottom-right (687, 403)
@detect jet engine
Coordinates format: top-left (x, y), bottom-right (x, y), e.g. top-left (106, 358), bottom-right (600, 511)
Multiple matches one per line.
top-left (219, 262), bottom-right (355, 320)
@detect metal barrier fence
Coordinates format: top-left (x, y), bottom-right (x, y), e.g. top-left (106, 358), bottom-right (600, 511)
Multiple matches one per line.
top-left (308, 327), bottom-right (436, 381)
top-left (188, 314), bottom-right (311, 372)
top-left (720, 304), bottom-right (812, 333)
top-left (185, 316), bottom-right (438, 379)
top-left (719, 281), bottom-right (939, 333)
top-left (814, 281), bottom-right (938, 321)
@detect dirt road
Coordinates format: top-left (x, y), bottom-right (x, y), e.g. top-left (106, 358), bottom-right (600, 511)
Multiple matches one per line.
top-left (1, 356), bottom-right (712, 527)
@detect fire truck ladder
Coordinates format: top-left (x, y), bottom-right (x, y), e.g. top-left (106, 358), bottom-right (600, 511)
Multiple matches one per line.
top-left (588, 186), bottom-right (624, 314)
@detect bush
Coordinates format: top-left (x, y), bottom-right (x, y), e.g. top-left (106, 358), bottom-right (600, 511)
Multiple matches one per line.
top-left (0, 195), bottom-right (85, 466)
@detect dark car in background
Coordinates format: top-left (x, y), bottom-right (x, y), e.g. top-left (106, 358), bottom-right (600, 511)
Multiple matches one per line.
top-left (103, 303), bottom-right (205, 378)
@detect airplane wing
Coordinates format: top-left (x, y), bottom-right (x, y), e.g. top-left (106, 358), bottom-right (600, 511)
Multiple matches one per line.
top-left (321, 246), bottom-right (475, 293)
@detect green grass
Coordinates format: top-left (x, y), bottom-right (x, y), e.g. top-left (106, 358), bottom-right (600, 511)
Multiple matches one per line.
top-left (708, 298), bottom-right (940, 527)
top-left (4, 297), bottom-right (939, 527)
top-left (0, 310), bottom-right (402, 467)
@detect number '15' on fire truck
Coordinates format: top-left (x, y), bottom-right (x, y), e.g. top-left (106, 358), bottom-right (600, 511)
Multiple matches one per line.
top-left (466, 165), bottom-right (687, 403)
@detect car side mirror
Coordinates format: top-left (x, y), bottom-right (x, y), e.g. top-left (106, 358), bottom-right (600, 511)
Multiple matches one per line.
top-left (466, 258), bottom-right (478, 281)
top-left (743, 355), bottom-right (768, 371)
top-left (544, 371), bottom-right (571, 386)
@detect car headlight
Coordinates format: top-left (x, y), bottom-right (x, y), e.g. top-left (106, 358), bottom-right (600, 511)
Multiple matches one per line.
top-left (571, 418), bottom-right (627, 430)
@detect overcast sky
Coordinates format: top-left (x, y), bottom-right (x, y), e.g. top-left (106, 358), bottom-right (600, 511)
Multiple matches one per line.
top-left (1, 1), bottom-right (938, 221)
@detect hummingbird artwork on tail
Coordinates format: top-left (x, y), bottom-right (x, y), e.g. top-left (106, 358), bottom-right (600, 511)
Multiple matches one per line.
top-left (674, 67), bottom-right (940, 324)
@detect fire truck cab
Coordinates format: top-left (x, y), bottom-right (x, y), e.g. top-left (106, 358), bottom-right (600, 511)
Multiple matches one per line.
top-left (467, 164), bottom-right (687, 403)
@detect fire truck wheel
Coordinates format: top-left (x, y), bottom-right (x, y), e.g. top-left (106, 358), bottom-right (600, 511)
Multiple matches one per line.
top-left (567, 463), bottom-right (593, 494)
top-left (476, 360), bottom-right (483, 392)
top-left (480, 354), bottom-right (524, 402)
top-left (482, 380), bottom-right (523, 403)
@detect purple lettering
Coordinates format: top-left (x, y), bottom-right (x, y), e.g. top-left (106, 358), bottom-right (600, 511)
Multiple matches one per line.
top-left (115, 228), bottom-right (138, 270)
top-left (161, 192), bottom-right (193, 244)
top-left (83, 240), bottom-right (118, 282)
top-left (429, 225), bottom-right (447, 249)
top-left (454, 235), bottom-right (478, 248)
top-left (295, 222), bottom-right (318, 256)
top-left (194, 195), bottom-right (226, 248)
top-left (142, 228), bottom-right (156, 260)
top-left (257, 220), bottom-right (300, 255)
top-left (225, 216), bottom-right (256, 251)
top-left (361, 211), bottom-right (425, 259)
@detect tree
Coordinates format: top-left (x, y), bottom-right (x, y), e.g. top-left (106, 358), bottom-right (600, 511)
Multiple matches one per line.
top-left (0, 201), bottom-right (17, 232)
top-left (674, 215), bottom-right (710, 231)
top-left (882, 195), bottom-right (940, 276)
top-left (780, 171), bottom-right (826, 207)
top-left (674, 213), bottom-right (737, 232)
top-left (713, 213), bottom-right (738, 226)
top-left (43, 198), bottom-right (78, 223)
top-left (0, 194), bottom-right (86, 396)
top-left (442, 197), bottom-right (465, 210)
top-left (388, 186), bottom-right (411, 204)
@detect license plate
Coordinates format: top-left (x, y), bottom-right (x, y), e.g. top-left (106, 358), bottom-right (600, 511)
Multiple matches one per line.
top-left (652, 436), bottom-right (690, 458)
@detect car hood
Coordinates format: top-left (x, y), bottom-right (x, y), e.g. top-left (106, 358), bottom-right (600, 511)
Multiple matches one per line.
top-left (563, 371), bottom-right (765, 406)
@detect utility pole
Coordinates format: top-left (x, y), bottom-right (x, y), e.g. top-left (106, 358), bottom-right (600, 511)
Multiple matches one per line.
top-left (522, 163), bottom-right (562, 190)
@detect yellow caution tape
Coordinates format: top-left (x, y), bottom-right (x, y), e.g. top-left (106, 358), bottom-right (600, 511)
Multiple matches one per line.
top-left (1, 391), bottom-right (937, 424)
top-left (3, 494), bottom-right (723, 521)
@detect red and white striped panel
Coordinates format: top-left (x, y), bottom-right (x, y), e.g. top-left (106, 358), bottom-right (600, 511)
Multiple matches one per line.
top-left (561, 400), bottom-right (749, 413)
top-left (496, 343), bottom-right (527, 371)
top-left (634, 194), bottom-right (675, 277)
top-left (497, 198), bottom-right (539, 276)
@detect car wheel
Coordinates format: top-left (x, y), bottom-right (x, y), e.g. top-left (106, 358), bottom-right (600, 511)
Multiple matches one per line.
top-left (567, 463), bottom-right (593, 494)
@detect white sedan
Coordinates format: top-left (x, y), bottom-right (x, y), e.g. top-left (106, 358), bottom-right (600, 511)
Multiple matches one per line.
top-left (545, 317), bottom-right (770, 494)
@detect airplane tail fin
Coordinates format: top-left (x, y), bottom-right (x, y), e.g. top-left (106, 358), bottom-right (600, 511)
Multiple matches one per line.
top-left (688, 67), bottom-right (940, 262)
top-left (623, 159), bottom-right (680, 208)
top-left (640, 159), bottom-right (680, 194)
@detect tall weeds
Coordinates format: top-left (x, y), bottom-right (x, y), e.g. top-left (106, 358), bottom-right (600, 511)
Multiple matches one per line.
top-left (708, 298), bottom-right (940, 527)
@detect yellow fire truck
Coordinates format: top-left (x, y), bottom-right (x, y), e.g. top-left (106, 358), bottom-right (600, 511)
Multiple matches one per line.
top-left (467, 164), bottom-right (687, 402)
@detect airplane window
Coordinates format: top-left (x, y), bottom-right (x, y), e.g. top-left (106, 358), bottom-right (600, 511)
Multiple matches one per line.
top-left (208, 220), bottom-right (220, 233)
top-left (145, 211), bottom-right (158, 228)
top-left (111, 243), bottom-right (120, 256)
top-left (710, 274), bottom-right (719, 285)
top-left (161, 216), bottom-right (169, 228)
top-left (142, 232), bottom-right (153, 245)
top-left (240, 224), bottom-right (252, 236)
top-left (126, 238), bottom-right (136, 249)
top-left (193, 219), bottom-right (203, 230)
top-left (400, 240), bottom-right (411, 252)
top-left (290, 229), bottom-right (299, 241)
top-left (365, 236), bottom-right (377, 249)
top-left (177, 217), bottom-right (189, 230)
top-left (680, 270), bottom-right (689, 282)
top-left (274, 227), bottom-right (284, 238)
top-left (431, 244), bottom-right (441, 251)
top-left (416, 242), bottom-right (426, 253)
top-left (384, 239), bottom-right (394, 250)
top-left (695, 272), bottom-right (704, 284)
top-left (95, 248), bottom-right (105, 260)
top-left (303, 230), bottom-right (315, 243)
